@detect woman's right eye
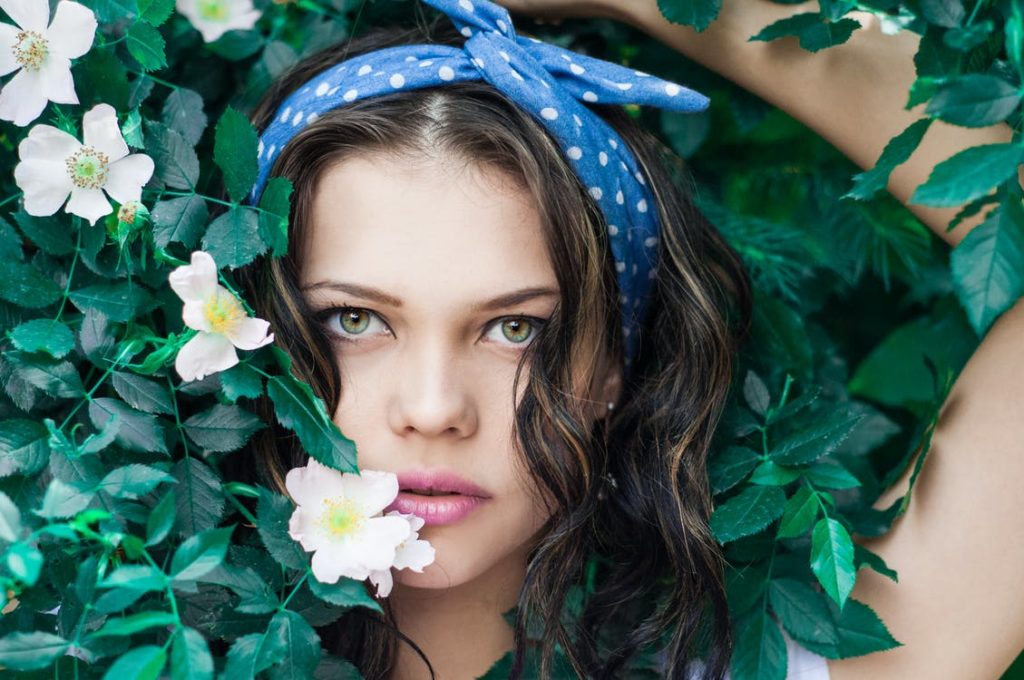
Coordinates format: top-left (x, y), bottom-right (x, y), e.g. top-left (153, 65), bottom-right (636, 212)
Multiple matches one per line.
top-left (317, 307), bottom-right (390, 342)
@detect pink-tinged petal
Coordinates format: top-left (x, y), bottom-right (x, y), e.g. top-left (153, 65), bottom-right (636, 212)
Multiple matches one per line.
top-left (39, 55), bottom-right (76, 105)
top-left (225, 315), bottom-right (273, 351)
top-left (352, 516), bottom-right (411, 571)
top-left (0, 23), bottom-right (21, 76)
top-left (17, 122), bottom-right (79, 161)
top-left (81, 103), bottom-right (127, 161)
top-left (168, 251), bottom-right (219, 303)
top-left (13, 158), bottom-right (71, 216)
top-left (46, 1), bottom-right (95, 59)
top-left (311, 542), bottom-right (370, 584)
top-left (368, 568), bottom-right (393, 598)
top-left (174, 331), bottom-right (238, 382)
top-left (394, 538), bottom-right (435, 572)
top-left (104, 154), bottom-right (153, 203)
top-left (340, 469), bottom-right (400, 516)
top-left (285, 458), bottom-right (347, 510)
top-left (0, 0), bottom-right (49, 31)
top-left (65, 186), bottom-right (110, 225)
top-left (0, 68), bottom-right (49, 126)
top-left (287, 505), bottom-right (323, 553)
top-left (181, 300), bottom-right (212, 333)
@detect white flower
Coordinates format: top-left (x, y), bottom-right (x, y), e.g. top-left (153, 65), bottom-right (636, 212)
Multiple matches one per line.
top-left (14, 103), bottom-right (154, 225)
top-left (176, 0), bottom-right (261, 43)
top-left (286, 459), bottom-right (417, 585)
top-left (368, 511), bottom-right (435, 598)
top-left (168, 250), bottom-right (275, 381)
top-left (0, 0), bottom-right (96, 126)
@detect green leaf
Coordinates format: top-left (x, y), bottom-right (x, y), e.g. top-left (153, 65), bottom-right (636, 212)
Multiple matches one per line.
top-left (171, 526), bottom-right (233, 581)
top-left (926, 74), bottom-right (1022, 127)
top-left (854, 544), bottom-right (899, 582)
top-left (88, 397), bottom-right (169, 454)
top-left (1008, 2), bottom-right (1024, 77)
top-left (81, 0), bottom-right (138, 23)
top-left (69, 281), bottom-right (157, 322)
top-left (201, 206), bottom-right (266, 269)
top-left (223, 633), bottom-right (280, 680)
top-left (768, 578), bottom-right (839, 647)
top-left (8, 319), bottom-right (75, 359)
top-left (99, 565), bottom-right (167, 592)
top-left (0, 419), bottom-right (50, 478)
top-left (93, 611), bottom-right (179, 637)
top-left (214, 107), bottom-right (260, 203)
top-left (748, 460), bottom-right (801, 486)
top-left (950, 198), bottom-right (1024, 334)
top-left (266, 371), bottom-right (357, 473)
top-left (152, 194), bottom-right (209, 249)
top-left (183, 403), bottom-right (264, 453)
top-left (709, 445), bottom-right (761, 494)
top-left (750, 13), bottom-right (860, 52)
top-left (0, 491), bottom-right (22, 541)
top-left (911, 143), bottom-right (1024, 208)
top-left (257, 488), bottom-right (307, 571)
top-left (208, 30), bottom-right (266, 61)
top-left (219, 362), bottom-right (264, 402)
top-left (0, 631), bottom-right (70, 671)
top-left (260, 610), bottom-right (321, 679)
top-left (81, 47), bottom-right (131, 110)
top-left (37, 478), bottom-right (95, 518)
top-left (919, 0), bottom-right (964, 27)
top-left (4, 351), bottom-right (83, 398)
top-left (5, 541), bottom-right (43, 584)
top-left (709, 485), bottom-right (786, 544)
top-left (138, 0), bottom-right (174, 25)
top-left (162, 88), bottom-right (208, 147)
top-left (147, 122), bottom-right (200, 190)
top-left (257, 176), bottom-right (292, 256)
top-left (126, 21), bottom-right (167, 71)
top-left (829, 597), bottom-right (902, 657)
top-left (12, 211), bottom-right (74, 256)
top-left (102, 645), bottom-right (167, 680)
top-left (309, 576), bottom-right (382, 613)
top-left (656, 0), bottom-right (721, 32)
top-left (729, 610), bottom-right (786, 680)
top-left (844, 118), bottom-right (933, 201)
top-left (146, 489), bottom-right (176, 546)
top-left (97, 464), bottom-right (175, 499)
top-left (173, 458), bottom-right (225, 535)
top-left (810, 517), bottom-right (856, 610)
top-left (0, 260), bottom-right (62, 308)
top-left (111, 371), bottom-right (174, 415)
top-left (171, 627), bottom-right (213, 680)
top-left (742, 370), bottom-right (770, 416)
top-left (201, 563), bottom-right (278, 613)
top-left (769, 406), bottom-right (865, 465)
top-left (803, 463), bottom-right (861, 489)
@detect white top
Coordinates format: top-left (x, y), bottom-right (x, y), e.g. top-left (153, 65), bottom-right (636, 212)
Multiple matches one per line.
top-left (685, 629), bottom-right (831, 679)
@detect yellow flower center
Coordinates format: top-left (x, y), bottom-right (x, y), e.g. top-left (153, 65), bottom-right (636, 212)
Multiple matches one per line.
top-left (202, 289), bottom-right (246, 335)
top-left (13, 30), bottom-right (48, 71)
top-left (197, 0), bottom-right (229, 21)
top-left (318, 497), bottom-right (363, 538)
top-left (64, 146), bottom-right (110, 190)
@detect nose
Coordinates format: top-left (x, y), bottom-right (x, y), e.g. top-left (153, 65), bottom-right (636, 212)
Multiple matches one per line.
top-left (387, 340), bottom-right (478, 439)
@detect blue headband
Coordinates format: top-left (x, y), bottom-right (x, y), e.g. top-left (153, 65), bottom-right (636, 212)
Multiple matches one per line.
top-left (250, 0), bottom-right (709, 367)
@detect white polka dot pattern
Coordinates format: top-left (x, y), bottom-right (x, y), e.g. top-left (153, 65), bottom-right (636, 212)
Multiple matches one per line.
top-left (250, 0), bottom-right (710, 367)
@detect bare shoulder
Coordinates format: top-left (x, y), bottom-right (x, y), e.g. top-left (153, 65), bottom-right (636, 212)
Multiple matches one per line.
top-left (827, 295), bottom-right (1024, 679)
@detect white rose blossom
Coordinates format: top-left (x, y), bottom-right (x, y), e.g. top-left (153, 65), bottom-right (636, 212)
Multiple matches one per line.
top-left (176, 0), bottom-right (261, 43)
top-left (0, 0), bottom-right (97, 126)
top-left (286, 458), bottom-right (435, 588)
top-left (14, 103), bottom-right (154, 225)
top-left (168, 250), bottom-right (275, 382)
top-left (367, 511), bottom-right (435, 598)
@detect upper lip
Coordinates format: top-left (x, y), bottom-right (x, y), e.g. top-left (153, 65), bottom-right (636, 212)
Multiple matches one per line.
top-left (396, 469), bottom-right (491, 498)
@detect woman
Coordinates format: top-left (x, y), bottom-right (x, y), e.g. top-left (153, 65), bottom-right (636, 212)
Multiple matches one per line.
top-left (236, 0), bottom-right (1024, 678)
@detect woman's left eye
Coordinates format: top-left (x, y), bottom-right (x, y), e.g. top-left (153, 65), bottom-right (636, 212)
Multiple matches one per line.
top-left (484, 317), bottom-right (545, 347)
top-left (317, 307), bottom-right (390, 341)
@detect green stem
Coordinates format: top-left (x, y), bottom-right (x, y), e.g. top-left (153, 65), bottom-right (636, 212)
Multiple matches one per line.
top-left (279, 570), bottom-right (310, 611)
top-left (126, 70), bottom-right (181, 91)
top-left (57, 344), bottom-right (135, 431)
top-left (0, 191), bottom-right (23, 210)
top-left (166, 373), bottom-right (190, 459)
top-left (223, 488), bottom-right (259, 526)
top-left (54, 227), bottom-right (84, 323)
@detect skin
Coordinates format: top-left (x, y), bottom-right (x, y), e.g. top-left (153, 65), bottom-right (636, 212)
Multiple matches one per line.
top-left (299, 153), bottom-right (619, 679)
top-left (494, 0), bottom-right (1024, 677)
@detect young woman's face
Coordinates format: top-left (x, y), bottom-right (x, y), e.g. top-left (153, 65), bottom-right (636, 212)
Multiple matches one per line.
top-left (299, 153), bottom-right (560, 593)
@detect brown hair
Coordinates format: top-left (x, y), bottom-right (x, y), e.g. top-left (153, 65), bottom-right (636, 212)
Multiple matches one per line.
top-left (234, 12), bottom-right (751, 680)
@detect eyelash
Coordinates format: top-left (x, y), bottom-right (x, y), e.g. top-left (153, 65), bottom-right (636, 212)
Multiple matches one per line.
top-left (313, 306), bottom-right (547, 349)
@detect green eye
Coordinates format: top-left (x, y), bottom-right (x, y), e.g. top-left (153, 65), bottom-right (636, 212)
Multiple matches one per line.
top-left (500, 318), bottom-right (534, 344)
top-left (339, 309), bottom-right (371, 334)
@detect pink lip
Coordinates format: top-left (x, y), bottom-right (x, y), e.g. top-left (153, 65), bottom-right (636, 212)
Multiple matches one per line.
top-left (384, 469), bottom-right (491, 526)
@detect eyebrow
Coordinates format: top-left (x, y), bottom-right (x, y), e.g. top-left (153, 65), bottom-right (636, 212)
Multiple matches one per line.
top-left (301, 281), bottom-right (559, 313)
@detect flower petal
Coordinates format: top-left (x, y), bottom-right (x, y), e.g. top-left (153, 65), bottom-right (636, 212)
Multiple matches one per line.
top-left (39, 54), bottom-right (77, 105)
top-left (174, 331), bottom-right (238, 382)
top-left (285, 458), bottom-right (347, 510)
top-left (65, 186), bottom-right (110, 225)
top-left (225, 315), bottom-right (273, 351)
top-left (104, 153), bottom-right (153, 203)
top-left (223, 6), bottom-right (260, 33)
top-left (394, 538), bottom-right (435, 572)
top-left (0, 0), bottom-right (49, 31)
top-left (0, 23), bottom-right (21, 76)
top-left (46, 1), bottom-right (96, 59)
top-left (81, 103), bottom-right (127, 161)
top-left (168, 251), bottom-right (219, 303)
top-left (287, 505), bottom-right (324, 553)
top-left (14, 158), bottom-right (71, 216)
top-left (351, 515), bottom-right (411, 571)
top-left (310, 542), bottom-right (371, 584)
top-left (180, 300), bottom-right (212, 333)
top-left (0, 68), bottom-right (50, 126)
top-left (17, 122), bottom-right (79, 161)
top-left (340, 469), bottom-right (400, 516)
top-left (368, 568), bottom-right (393, 598)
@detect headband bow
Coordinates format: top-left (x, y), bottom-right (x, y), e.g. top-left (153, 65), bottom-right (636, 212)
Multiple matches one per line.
top-left (251, 0), bottom-right (709, 367)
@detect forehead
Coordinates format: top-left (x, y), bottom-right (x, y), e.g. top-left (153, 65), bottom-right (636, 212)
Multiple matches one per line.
top-left (299, 154), bottom-right (557, 295)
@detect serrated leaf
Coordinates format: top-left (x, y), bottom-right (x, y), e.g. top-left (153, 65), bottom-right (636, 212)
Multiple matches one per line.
top-left (730, 610), bottom-right (786, 680)
top-left (201, 563), bottom-right (278, 613)
top-left (162, 88), bottom-right (207, 146)
top-left (748, 460), bottom-right (801, 486)
top-left (260, 610), bottom-right (321, 679)
top-left (769, 407), bottom-right (865, 465)
top-left (12, 211), bottom-right (74, 256)
top-left (152, 194), bottom-right (209, 249)
top-left (777, 484), bottom-right (820, 539)
top-left (911, 143), bottom-right (1024, 208)
top-left (919, 0), bottom-right (964, 27)
top-left (88, 397), bottom-right (169, 454)
top-left (810, 517), bottom-right (856, 610)
top-left (656, 0), bottom-right (721, 32)
top-left (5, 541), bottom-right (43, 584)
top-left (709, 445), bottom-right (761, 494)
top-left (183, 403), bottom-right (264, 453)
top-left (710, 485), bottom-right (786, 544)
top-left (171, 627), bottom-right (213, 680)
top-left (214, 107), bottom-right (259, 203)
top-left (37, 478), bottom-right (95, 518)
top-left (69, 281), bottom-right (156, 322)
top-left (829, 597), bottom-right (902, 657)
top-left (926, 74), bottom-right (1022, 127)
top-left (102, 645), bottom-right (166, 680)
top-left (768, 578), bottom-right (839, 646)
top-left (93, 611), bottom-right (178, 637)
top-left (100, 565), bottom-right (167, 592)
top-left (147, 122), bottom-right (200, 190)
top-left (5, 351), bottom-right (83, 398)
top-left (803, 462), bottom-right (861, 489)
top-left (126, 21), bottom-right (167, 71)
top-left (0, 491), bottom-right (22, 541)
top-left (146, 489), bottom-right (176, 546)
top-left (171, 525), bottom-right (233, 581)
top-left (173, 458), bottom-right (225, 535)
top-left (257, 488), bottom-right (307, 571)
top-left (219, 362), bottom-right (264, 402)
top-left (0, 260), bottom-right (62, 307)
top-left (309, 576), bottom-right (382, 613)
top-left (845, 118), bottom-right (933, 201)
top-left (138, 0), bottom-right (174, 25)
top-left (257, 176), bottom-right (292, 256)
top-left (266, 372), bottom-right (357, 473)
top-left (0, 419), bottom-right (50, 478)
top-left (201, 206), bottom-right (266, 269)
top-left (853, 544), bottom-right (899, 582)
top-left (112, 371), bottom-right (174, 415)
top-left (0, 632), bottom-right (70, 671)
top-left (742, 370), bottom-right (770, 416)
top-left (97, 464), bottom-right (175, 499)
top-left (9, 319), bottom-right (75, 359)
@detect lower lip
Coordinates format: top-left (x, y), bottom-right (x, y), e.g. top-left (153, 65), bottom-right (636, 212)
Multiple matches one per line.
top-left (385, 492), bottom-right (487, 525)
